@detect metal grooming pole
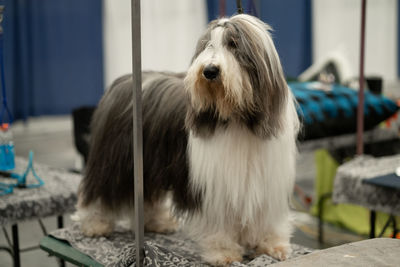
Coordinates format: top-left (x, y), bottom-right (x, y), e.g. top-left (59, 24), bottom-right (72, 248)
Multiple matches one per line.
top-left (131, 0), bottom-right (144, 266)
top-left (356, 0), bottom-right (367, 155)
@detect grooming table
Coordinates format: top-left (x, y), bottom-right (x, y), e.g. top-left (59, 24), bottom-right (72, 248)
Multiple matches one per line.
top-left (333, 154), bottom-right (400, 237)
top-left (0, 157), bottom-right (81, 267)
top-left (41, 222), bottom-right (313, 267)
top-left (333, 154), bottom-right (400, 215)
top-left (42, 227), bottom-right (400, 267)
top-left (298, 127), bottom-right (400, 242)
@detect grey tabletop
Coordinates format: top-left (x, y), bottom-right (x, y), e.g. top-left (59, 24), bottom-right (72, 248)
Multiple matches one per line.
top-left (0, 157), bottom-right (81, 226)
top-left (51, 222), bottom-right (313, 267)
top-left (333, 154), bottom-right (400, 215)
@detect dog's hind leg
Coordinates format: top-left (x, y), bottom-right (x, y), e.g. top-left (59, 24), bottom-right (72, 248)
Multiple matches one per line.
top-left (143, 197), bottom-right (179, 234)
top-left (72, 199), bottom-right (116, 237)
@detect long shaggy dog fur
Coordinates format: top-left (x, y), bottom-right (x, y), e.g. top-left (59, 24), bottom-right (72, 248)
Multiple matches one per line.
top-left (75, 14), bottom-right (300, 266)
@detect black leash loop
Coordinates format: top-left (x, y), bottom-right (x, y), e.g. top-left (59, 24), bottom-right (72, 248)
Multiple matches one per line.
top-left (236, 0), bottom-right (244, 14)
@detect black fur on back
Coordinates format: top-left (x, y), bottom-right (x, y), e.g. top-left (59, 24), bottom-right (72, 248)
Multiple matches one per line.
top-left (79, 71), bottom-right (201, 213)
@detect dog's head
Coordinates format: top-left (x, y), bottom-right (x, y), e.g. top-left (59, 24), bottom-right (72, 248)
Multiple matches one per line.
top-left (185, 14), bottom-right (288, 138)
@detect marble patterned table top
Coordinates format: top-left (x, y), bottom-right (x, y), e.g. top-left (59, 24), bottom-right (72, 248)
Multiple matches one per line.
top-left (333, 154), bottom-right (400, 215)
top-left (0, 157), bottom-right (81, 226)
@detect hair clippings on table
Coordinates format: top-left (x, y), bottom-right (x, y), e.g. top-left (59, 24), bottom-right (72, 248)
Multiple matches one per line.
top-left (0, 151), bottom-right (44, 196)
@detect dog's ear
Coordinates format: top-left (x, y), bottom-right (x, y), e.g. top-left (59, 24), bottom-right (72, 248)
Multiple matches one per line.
top-left (248, 43), bottom-right (288, 139)
top-left (231, 15), bottom-right (288, 139)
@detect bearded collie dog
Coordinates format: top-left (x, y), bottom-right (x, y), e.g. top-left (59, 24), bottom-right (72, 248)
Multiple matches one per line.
top-left (74, 14), bottom-right (300, 266)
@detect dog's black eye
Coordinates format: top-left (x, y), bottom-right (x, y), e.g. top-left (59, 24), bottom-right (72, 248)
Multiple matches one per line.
top-left (228, 40), bottom-right (237, 49)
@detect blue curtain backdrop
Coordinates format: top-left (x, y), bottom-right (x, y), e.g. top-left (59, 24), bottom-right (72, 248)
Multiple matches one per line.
top-left (206, 0), bottom-right (312, 78)
top-left (2, 0), bottom-right (103, 121)
top-left (1, 0), bottom-right (313, 121)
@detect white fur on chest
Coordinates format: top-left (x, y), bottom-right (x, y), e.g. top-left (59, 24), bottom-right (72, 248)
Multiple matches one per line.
top-left (188, 120), bottom-right (296, 232)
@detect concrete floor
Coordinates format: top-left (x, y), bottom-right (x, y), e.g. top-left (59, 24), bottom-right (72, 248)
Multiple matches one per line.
top-left (0, 115), bottom-right (361, 267)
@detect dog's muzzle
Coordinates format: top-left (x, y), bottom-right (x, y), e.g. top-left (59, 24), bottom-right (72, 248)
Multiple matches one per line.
top-left (203, 64), bottom-right (220, 80)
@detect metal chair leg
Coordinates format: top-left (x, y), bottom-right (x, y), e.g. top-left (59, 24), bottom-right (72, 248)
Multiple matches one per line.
top-left (57, 215), bottom-right (64, 229)
top-left (391, 215), bottom-right (398, 238)
top-left (369, 210), bottom-right (376, 238)
top-left (12, 224), bottom-right (20, 267)
top-left (318, 193), bottom-right (332, 245)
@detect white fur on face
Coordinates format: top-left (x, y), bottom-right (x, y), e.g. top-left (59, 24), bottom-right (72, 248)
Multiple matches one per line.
top-left (184, 22), bottom-right (253, 119)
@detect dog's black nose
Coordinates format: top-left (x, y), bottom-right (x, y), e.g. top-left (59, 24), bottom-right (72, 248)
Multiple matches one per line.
top-left (203, 65), bottom-right (220, 80)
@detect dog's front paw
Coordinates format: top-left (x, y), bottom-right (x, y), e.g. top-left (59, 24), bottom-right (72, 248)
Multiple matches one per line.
top-left (144, 216), bottom-right (179, 234)
top-left (202, 248), bottom-right (243, 266)
top-left (255, 242), bottom-right (292, 261)
top-left (199, 236), bottom-right (244, 267)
